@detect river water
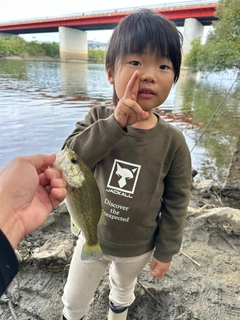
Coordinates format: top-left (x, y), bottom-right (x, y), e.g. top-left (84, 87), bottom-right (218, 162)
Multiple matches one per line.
top-left (0, 59), bottom-right (239, 182)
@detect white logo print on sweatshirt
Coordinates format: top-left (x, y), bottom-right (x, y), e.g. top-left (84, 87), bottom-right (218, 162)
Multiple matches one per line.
top-left (116, 163), bottom-right (138, 188)
top-left (107, 159), bottom-right (141, 195)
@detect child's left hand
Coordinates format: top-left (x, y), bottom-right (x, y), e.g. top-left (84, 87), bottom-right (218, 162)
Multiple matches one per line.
top-left (150, 257), bottom-right (171, 278)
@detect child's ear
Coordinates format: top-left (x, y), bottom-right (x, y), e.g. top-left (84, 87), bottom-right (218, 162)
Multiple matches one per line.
top-left (106, 65), bottom-right (114, 84)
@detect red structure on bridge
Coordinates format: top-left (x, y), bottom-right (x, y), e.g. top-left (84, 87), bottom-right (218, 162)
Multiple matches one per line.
top-left (0, 2), bottom-right (217, 34)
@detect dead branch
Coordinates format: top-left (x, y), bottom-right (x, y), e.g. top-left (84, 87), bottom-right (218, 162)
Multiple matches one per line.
top-left (179, 249), bottom-right (201, 267)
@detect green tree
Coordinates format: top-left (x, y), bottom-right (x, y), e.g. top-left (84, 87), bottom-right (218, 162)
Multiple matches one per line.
top-left (88, 49), bottom-right (106, 62)
top-left (0, 36), bottom-right (60, 58)
top-left (26, 41), bottom-right (45, 56)
top-left (41, 42), bottom-right (59, 58)
top-left (8, 36), bottom-right (27, 55)
top-left (0, 38), bottom-right (12, 56)
top-left (184, 0), bottom-right (240, 72)
top-left (0, 36), bottom-right (27, 56)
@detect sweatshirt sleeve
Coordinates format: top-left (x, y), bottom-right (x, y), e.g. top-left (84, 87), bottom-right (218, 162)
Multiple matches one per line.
top-left (153, 139), bottom-right (192, 263)
top-left (0, 230), bottom-right (19, 297)
top-left (63, 106), bottom-right (127, 169)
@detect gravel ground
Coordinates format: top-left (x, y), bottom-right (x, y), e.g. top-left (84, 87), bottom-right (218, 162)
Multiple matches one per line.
top-left (1, 184), bottom-right (240, 320)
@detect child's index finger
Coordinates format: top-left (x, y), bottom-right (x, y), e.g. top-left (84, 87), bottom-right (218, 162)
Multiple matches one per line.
top-left (124, 70), bottom-right (139, 101)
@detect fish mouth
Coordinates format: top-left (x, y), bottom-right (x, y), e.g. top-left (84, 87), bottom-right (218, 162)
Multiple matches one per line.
top-left (54, 147), bottom-right (84, 187)
top-left (53, 147), bottom-right (73, 176)
top-left (54, 148), bottom-right (66, 166)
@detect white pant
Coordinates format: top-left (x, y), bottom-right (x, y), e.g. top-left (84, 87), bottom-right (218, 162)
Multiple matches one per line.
top-left (62, 234), bottom-right (153, 320)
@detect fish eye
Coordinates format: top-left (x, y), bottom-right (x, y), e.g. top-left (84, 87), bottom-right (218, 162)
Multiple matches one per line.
top-left (71, 157), bottom-right (78, 164)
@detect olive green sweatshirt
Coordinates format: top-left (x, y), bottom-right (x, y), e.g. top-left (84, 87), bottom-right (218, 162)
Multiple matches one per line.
top-left (63, 105), bottom-right (192, 263)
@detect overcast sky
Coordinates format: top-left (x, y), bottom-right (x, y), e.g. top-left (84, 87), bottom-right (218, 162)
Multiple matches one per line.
top-left (0, 0), bottom-right (207, 42)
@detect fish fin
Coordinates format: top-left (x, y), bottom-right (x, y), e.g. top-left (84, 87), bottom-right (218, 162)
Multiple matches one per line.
top-left (70, 219), bottom-right (80, 236)
top-left (99, 209), bottom-right (107, 225)
top-left (81, 242), bottom-right (103, 260)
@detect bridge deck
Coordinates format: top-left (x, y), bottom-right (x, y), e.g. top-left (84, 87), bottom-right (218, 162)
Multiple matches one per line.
top-left (0, 1), bottom-right (218, 34)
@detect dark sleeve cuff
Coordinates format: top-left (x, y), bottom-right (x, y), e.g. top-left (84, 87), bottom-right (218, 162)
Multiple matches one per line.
top-left (0, 230), bottom-right (19, 296)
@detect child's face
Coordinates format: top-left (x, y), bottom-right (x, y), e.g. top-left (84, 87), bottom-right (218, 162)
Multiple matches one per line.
top-left (107, 50), bottom-right (175, 111)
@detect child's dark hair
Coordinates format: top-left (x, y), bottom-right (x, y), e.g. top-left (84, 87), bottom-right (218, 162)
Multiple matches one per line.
top-left (105, 9), bottom-right (183, 106)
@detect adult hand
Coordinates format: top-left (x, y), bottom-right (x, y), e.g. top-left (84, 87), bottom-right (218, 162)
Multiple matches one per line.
top-left (0, 154), bottom-right (67, 248)
top-left (114, 71), bottom-right (149, 128)
top-left (150, 257), bottom-right (171, 278)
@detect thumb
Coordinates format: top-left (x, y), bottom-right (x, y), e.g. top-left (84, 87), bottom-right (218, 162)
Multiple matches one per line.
top-left (26, 154), bottom-right (56, 171)
top-left (150, 258), bottom-right (157, 271)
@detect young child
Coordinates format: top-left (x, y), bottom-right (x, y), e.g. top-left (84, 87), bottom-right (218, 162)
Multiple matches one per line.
top-left (61, 9), bottom-right (192, 320)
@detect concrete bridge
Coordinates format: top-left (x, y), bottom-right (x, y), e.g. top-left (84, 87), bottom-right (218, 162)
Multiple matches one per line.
top-left (0, 0), bottom-right (219, 62)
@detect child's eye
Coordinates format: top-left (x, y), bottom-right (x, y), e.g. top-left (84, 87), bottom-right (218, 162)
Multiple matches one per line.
top-left (159, 65), bottom-right (170, 70)
top-left (130, 61), bottom-right (141, 66)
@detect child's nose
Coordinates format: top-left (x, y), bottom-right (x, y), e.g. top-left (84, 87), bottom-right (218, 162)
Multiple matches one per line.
top-left (140, 71), bottom-right (156, 83)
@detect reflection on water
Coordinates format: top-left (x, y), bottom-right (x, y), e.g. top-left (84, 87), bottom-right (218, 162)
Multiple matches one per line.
top-left (0, 60), bottom-right (239, 182)
top-left (176, 70), bottom-right (240, 181)
top-left (60, 62), bottom-right (88, 95)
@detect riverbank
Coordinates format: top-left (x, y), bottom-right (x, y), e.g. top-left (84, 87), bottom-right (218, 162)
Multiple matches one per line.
top-left (0, 179), bottom-right (239, 320)
top-left (0, 55), bottom-right (104, 63)
top-left (0, 55), bottom-right (61, 62)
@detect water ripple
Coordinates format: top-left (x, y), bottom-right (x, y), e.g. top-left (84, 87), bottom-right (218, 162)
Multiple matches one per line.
top-left (0, 60), bottom-right (239, 182)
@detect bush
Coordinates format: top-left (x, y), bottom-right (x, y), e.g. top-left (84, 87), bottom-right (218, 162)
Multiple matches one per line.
top-left (26, 41), bottom-right (45, 56)
top-left (41, 42), bottom-right (59, 58)
top-left (88, 48), bottom-right (106, 62)
top-left (0, 38), bottom-right (12, 56)
top-left (0, 36), bottom-right (59, 58)
top-left (0, 36), bottom-right (27, 56)
top-left (0, 36), bottom-right (104, 61)
top-left (8, 36), bottom-right (27, 55)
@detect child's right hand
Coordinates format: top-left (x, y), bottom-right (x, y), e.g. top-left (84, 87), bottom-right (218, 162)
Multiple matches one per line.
top-left (150, 257), bottom-right (171, 278)
top-left (114, 71), bottom-right (149, 128)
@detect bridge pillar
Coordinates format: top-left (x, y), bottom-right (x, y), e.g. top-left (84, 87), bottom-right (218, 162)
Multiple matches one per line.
top-left (182, 18), bottom-right (204, 60)
top-left (59, 27), bottom-right (88, 62)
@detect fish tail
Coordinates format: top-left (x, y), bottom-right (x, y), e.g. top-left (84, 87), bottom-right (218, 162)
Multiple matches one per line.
top-left (81, 242), bottom-right (103, 260)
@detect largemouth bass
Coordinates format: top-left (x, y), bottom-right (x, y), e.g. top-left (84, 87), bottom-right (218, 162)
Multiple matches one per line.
top-left (54, 146), bottom-right (103, 260)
